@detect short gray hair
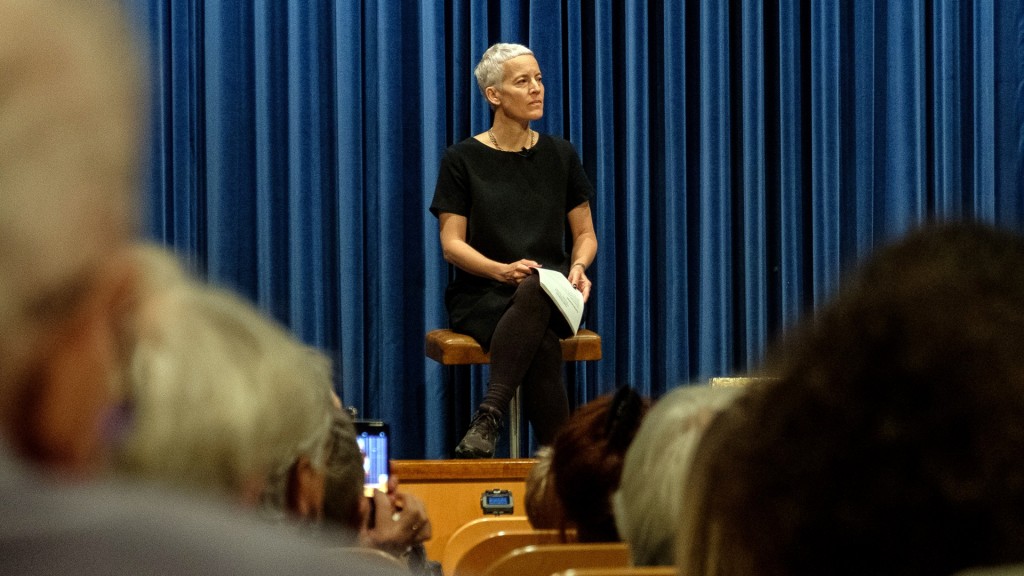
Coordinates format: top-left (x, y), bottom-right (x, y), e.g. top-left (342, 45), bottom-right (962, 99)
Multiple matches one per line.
top-left (612, 384), bottom-right (742, 566)
top-left (322, 408), bottom-right (365, 538)
top-left (474, 42), bottom-right (534, 97)
top-left (116, 245), bottom-right (334, 504)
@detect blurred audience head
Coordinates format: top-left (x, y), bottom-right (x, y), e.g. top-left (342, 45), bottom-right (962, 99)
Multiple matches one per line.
top-left (322, 407), bottom-right (367, 539)
top-left (613, 384), bottom-right (741, 566)
top-left (524, 445), bottom-right (565, 531)
top-left (678, 221), bottom-right (1024, 576)
top-left (551, 386), bottom-right (649, 542)
top-left (0, 0), bottom-right (144, 472)
top-left (115, 245), bottom-right (334, 508)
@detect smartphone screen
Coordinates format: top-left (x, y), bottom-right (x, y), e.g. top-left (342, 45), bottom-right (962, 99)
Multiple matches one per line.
top-left (354, 420), bottom-right (390, 498)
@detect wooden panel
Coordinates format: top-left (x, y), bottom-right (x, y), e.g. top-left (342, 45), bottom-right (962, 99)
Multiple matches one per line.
top-left (394, 459), bottom-right (536, 481)
top-left (393, 459), bottom-right (536, 563)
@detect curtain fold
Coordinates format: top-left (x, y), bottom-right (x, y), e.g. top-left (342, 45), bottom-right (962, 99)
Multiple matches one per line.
top-left (653, 0), bottom-right (691, 394)
top-left (697, 0), bottom-right (733, 372)
top-left (740, 0), bottom-right (768, 368)
top-left (132, 0), bottom-right (1024, 458)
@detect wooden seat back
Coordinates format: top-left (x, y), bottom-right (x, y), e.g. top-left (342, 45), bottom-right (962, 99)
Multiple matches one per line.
top-left (482, 543), bottom-right (631, 576)
top-left (555, 567), bottom-right (676, 576)
top-left (442, 516), bottom-right (534, 576)
top-left (452, 530), bottom-right (565, 576)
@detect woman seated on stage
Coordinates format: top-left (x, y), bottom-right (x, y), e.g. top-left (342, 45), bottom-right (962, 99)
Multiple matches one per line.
top-left (430, 42), bottom-right (597, 458)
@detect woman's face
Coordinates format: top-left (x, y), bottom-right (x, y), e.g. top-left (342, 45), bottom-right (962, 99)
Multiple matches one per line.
top-left (494, 54), bottom-right (544, 121)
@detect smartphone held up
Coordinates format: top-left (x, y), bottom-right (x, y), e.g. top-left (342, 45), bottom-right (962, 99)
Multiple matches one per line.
top-left (355, 420), bottom-right (390, 498)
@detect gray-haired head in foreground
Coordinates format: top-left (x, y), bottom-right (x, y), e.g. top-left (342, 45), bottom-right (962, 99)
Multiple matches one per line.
top-left (474, 42), bottom-right (534, 99)
top-left (613, 384), bottom-right (742, 566)
top-left (322, 408), bottom-right (365, 540)
top-left (116, 245), bottom-right (334, 506)
top-left (0, 0), bottom-right (144, 434)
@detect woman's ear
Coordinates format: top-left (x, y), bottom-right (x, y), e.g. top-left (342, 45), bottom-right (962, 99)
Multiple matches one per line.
top-left (485, 85), bottom-right (502, 108)
top-left (288, 455), bottom-right (325, 521)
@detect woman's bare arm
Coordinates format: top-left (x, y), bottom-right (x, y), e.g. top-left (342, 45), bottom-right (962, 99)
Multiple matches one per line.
top-left (566, 202), bottom-right (597, 302)
top-left (438, 212), bottom-right (538, 285)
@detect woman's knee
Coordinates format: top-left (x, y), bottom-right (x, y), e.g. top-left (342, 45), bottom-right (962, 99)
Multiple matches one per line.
top-left (518, 272), bottom-right (542, 294)
top-left (509, 273), bottom-right (546, 308)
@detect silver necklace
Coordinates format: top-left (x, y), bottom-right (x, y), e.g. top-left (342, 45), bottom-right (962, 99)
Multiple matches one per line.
top-left (488, 129), bottom-right (535, 152)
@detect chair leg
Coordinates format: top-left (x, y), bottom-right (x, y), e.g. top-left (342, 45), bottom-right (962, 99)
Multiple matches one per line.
top-left (509, 388), bottom-right (521, 458)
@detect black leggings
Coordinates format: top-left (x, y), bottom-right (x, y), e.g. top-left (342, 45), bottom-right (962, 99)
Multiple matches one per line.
top-left (479, 274), bottom-right (570, 445)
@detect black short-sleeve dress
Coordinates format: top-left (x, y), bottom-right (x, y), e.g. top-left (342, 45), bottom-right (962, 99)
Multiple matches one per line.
top-left (430, 134), bottom-right (593, 349)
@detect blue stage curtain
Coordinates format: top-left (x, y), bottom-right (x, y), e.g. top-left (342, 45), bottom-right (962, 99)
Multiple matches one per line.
top-left (129, 1), bottom-right (1024, 458)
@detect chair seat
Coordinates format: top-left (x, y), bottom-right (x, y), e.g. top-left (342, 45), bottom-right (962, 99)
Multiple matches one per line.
top-left (426, 328), bottom-right (602, 365)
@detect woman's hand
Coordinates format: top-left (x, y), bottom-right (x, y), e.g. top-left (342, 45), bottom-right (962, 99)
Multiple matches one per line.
top-left (567, 264), bottom-right (592, 303)
top-left (361, 481), bottom-right (432, 556)
top-left (500, 259), bottom-right (541, 285)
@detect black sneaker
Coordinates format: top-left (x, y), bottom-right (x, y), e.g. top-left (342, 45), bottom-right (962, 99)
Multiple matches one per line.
top-left (454, 409), bottom-right (502, 458)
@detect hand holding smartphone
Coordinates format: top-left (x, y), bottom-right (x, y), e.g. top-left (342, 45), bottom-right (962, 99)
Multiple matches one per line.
top-left (355, 420), bottom-right (390, 498)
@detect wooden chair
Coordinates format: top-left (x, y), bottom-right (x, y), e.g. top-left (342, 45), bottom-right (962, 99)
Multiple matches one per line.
top-left (451, 529), bottom-right (566, 576)
top-left (554, 567), bottom-right (676, 576)
top-left (426, 328), bottom-right (602, 457)
top-left (482, 542), bottom-right (631, 576)
top-left (441, 516), bottom-right (534, 576)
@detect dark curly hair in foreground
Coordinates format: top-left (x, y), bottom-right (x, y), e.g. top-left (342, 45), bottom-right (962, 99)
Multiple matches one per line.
top-left (679, 221), bottom-right (1024, 576)
top-left (551, 386), bottom-right (649, 542)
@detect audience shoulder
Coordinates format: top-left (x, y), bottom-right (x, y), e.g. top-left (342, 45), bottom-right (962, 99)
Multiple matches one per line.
top-left (0, 456), bottom-right (399, 575)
